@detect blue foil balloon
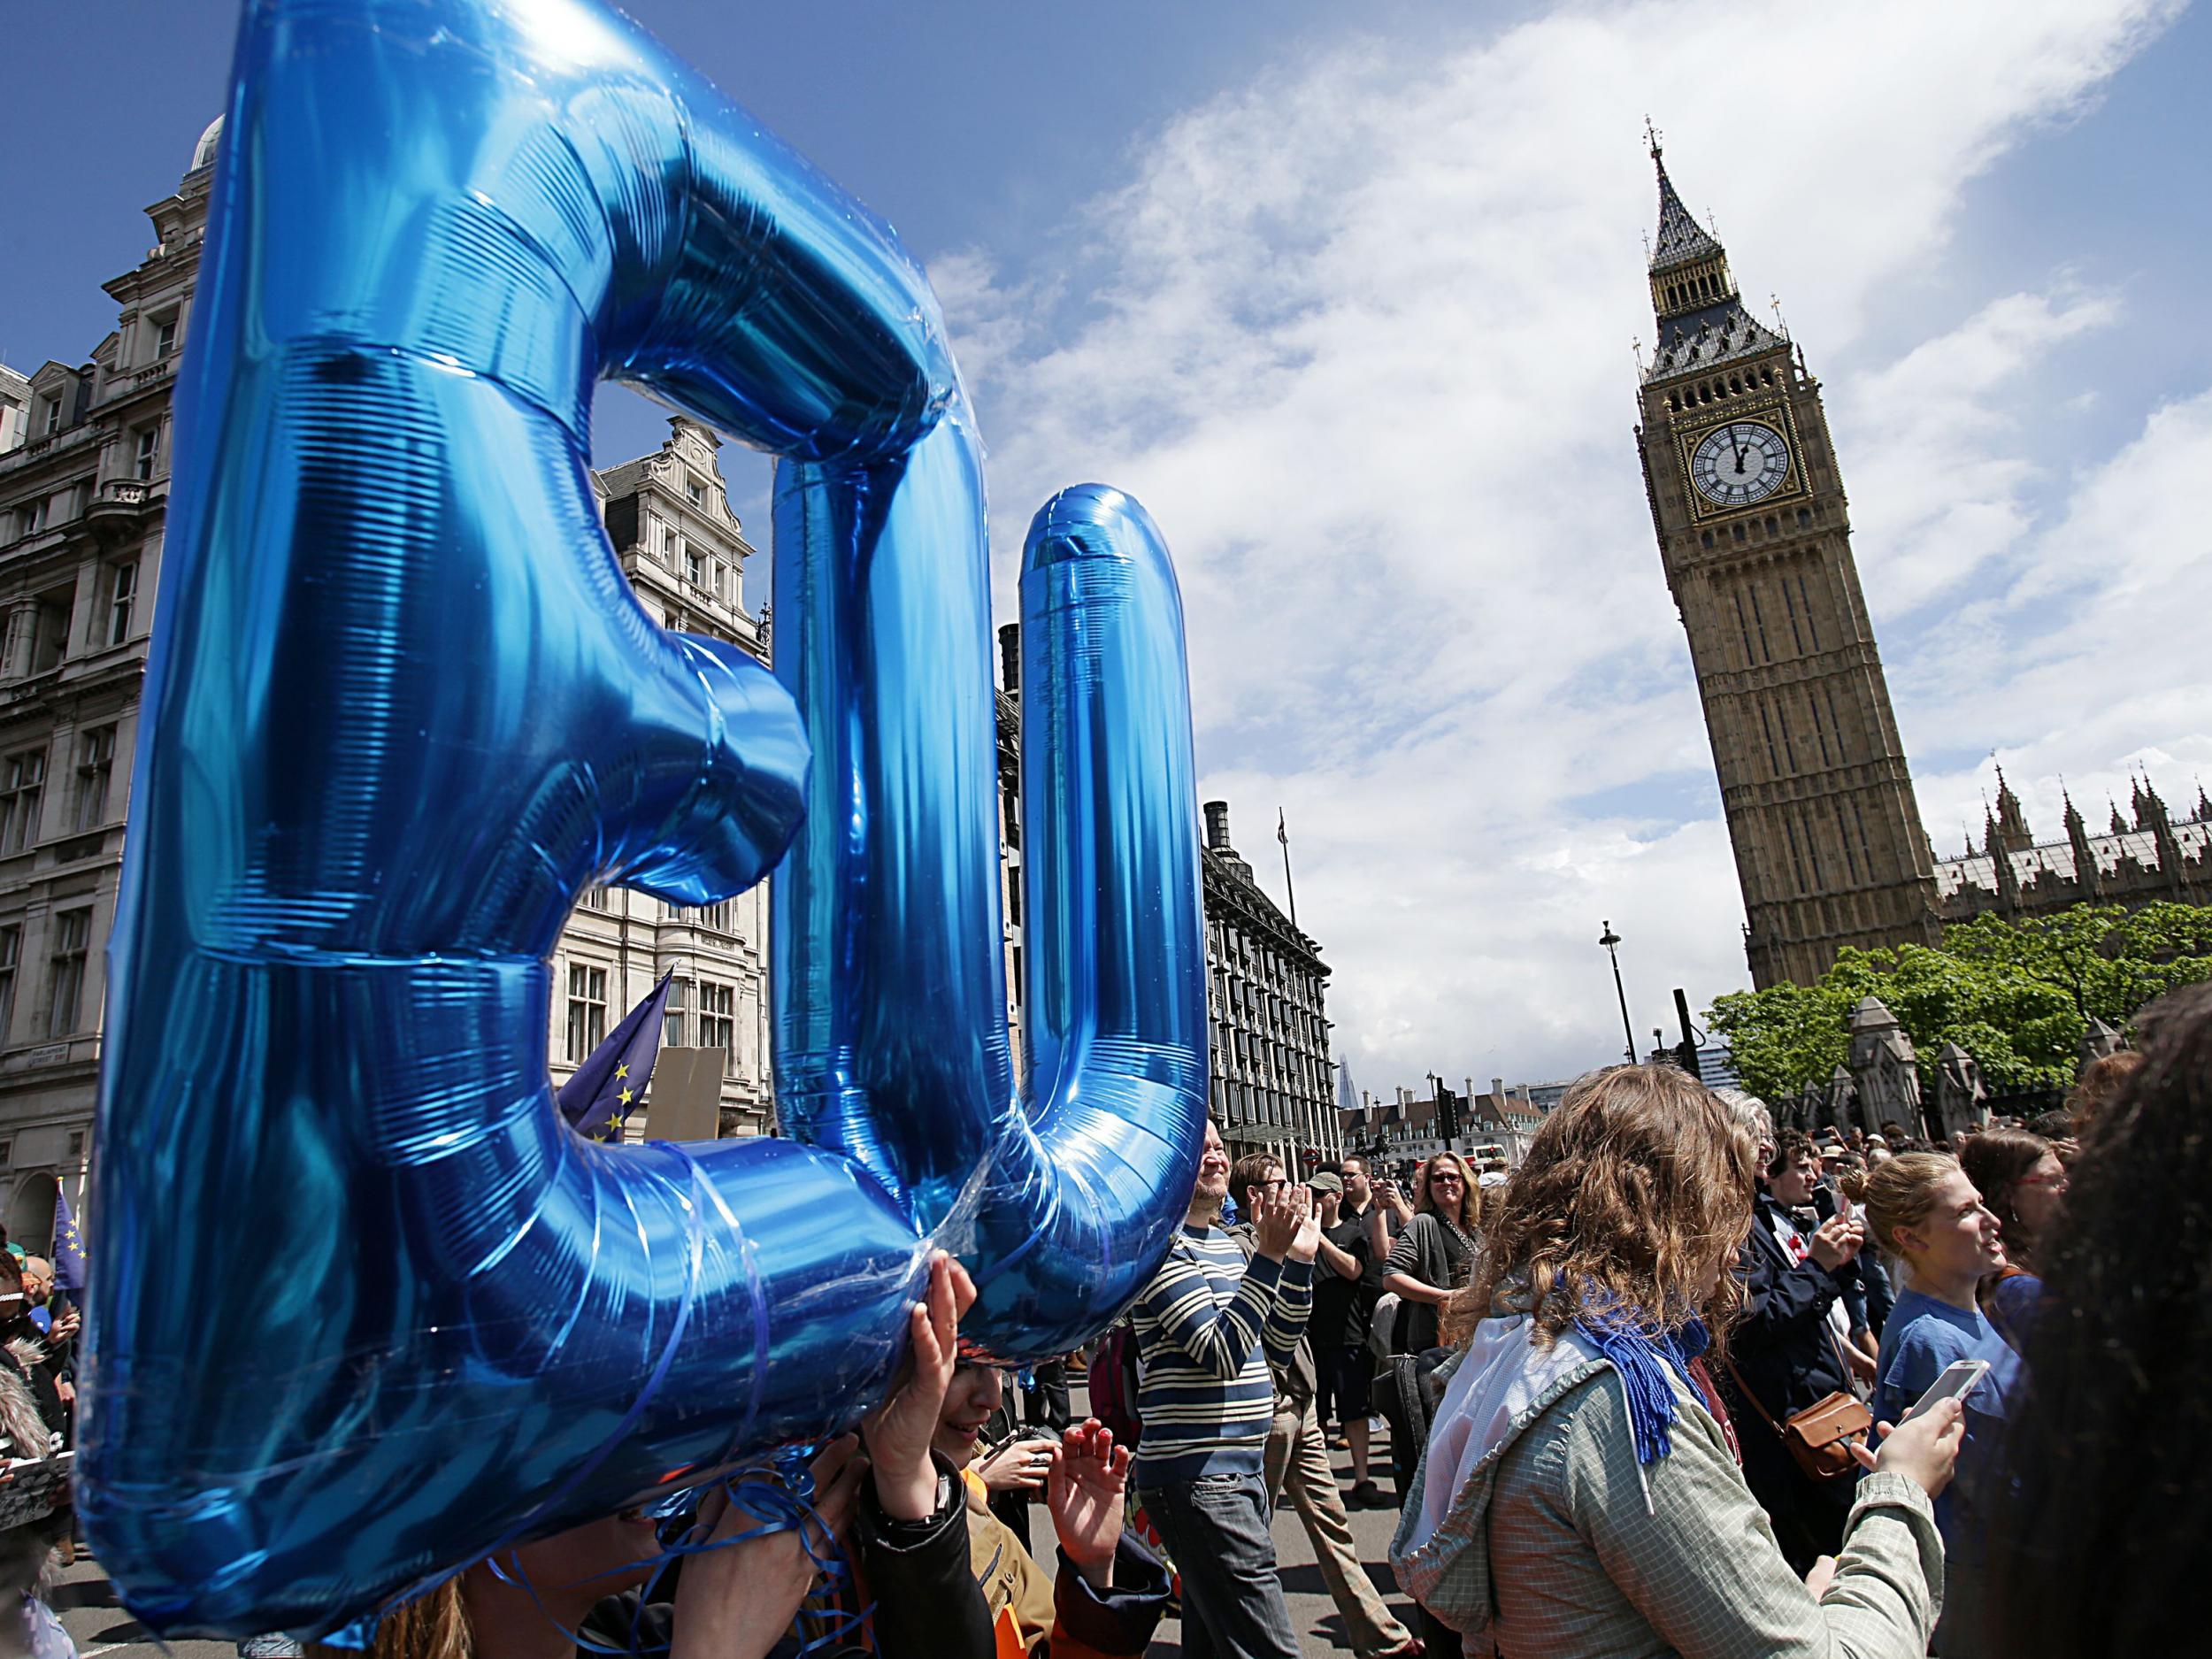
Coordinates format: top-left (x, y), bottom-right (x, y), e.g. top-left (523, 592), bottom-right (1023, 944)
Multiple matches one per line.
top-left (82, 0), bottom-right (1207, 1638)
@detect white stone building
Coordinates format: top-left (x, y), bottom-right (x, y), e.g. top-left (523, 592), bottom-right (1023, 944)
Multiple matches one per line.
top-left (0, 121), bottom-right (777, 1250)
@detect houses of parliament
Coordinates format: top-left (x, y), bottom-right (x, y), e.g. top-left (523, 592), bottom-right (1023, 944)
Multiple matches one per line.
top-left (1634, 134), bottom-right (2209, 990)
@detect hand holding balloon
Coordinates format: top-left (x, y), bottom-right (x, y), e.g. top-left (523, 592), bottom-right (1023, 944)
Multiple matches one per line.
top-left (861, 1254), bottom-right (978, 1522)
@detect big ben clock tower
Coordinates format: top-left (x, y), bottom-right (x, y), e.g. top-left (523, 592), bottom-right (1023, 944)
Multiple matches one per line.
top-left (1634, 134), bottom-right (1940, 988)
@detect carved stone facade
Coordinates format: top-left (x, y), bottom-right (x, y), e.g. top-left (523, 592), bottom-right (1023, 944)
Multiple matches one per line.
top-left (0, 126), bottom-right (777, 1248)
top-left (993, 633), bottom-right (1340, 1176)
top-left (571, 419), bottom-right (777, 1139)
top-left (1846, 995), bottom-right (1927, 1140)
top-left (1930, 1041), bottom-right (1989, 1143)
top-left (1634, 140), bottom-right (1943, 990)
top-left (1932, 766), bottom-right (2210, 924)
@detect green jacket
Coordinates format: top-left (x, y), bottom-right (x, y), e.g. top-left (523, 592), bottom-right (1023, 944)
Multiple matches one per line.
top-left (1392, 1315), bottom-right (1942, 1658)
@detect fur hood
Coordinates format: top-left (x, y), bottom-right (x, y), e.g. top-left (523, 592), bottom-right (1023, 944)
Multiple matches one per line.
top-left (0, 1340), bottom-right (51, 1460)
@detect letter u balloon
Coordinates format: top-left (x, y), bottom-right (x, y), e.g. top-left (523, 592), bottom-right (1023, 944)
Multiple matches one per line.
top-left (82, 0), bottom-right (1207, 1635)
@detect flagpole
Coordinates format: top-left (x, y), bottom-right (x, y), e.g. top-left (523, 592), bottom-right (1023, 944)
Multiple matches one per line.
top-left (1277, 808), bottom-right (1299, 930)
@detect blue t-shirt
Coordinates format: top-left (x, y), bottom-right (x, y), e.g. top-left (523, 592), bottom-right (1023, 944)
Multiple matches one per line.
top-left (1985, 1271), bottom-right (2041, 1350)
top-left (1873, 1288), bottom-right (2020, 1563)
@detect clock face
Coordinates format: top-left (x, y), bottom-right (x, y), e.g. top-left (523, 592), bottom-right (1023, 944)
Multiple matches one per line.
top-left (1690, 420), bottom-right (1792, 508)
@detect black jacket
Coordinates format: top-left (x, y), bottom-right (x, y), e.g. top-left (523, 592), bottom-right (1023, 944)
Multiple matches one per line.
top-left (1725, 1194), bottom-right (1853, 1425)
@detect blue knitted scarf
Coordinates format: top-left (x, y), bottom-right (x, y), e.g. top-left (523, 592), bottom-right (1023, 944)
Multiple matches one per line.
top-left (1571, 1308), bottom-right (1711, 1466)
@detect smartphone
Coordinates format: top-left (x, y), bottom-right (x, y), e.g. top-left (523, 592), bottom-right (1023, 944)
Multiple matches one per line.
top-left (1904, 1358), bottom-right (1990, 1420)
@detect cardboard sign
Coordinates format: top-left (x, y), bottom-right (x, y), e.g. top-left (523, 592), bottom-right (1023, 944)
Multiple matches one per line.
top-left (645, 1048), bottom-right (726, 1142)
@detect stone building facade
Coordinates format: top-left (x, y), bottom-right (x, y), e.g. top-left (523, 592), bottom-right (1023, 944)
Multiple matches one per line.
top-left (991, 642), bottom-right (1339, 1174)
top-left (0, 122), bottom-right (775, 1250)
top-left (572, 420), bottom-right (777, 1138)
top-left (1633, 137), bottom-right (1943, 990)
top-left (1201, 801), bottom-right (1340, 1173)
top-left (1932, 766), bottom-right (2210, 923)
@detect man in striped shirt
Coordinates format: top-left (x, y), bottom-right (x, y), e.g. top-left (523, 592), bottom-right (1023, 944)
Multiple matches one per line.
top-left (1131, 1117), bottom-right (1319, 1659)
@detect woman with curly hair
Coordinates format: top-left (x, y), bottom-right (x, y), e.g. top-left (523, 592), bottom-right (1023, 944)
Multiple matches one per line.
top-left (1391, 1064), bottom-right (1961, 1656)
top-left (1984, 986), bottom-right (2212, 1657)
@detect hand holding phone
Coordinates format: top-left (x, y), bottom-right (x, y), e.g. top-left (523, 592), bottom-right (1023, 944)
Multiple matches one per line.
top-left (1904, 1358), bottom-right (1990, 1421)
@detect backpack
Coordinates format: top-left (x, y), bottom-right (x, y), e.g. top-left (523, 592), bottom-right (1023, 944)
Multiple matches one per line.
top-left (1088, 1319), bottom-right (1144, 1448)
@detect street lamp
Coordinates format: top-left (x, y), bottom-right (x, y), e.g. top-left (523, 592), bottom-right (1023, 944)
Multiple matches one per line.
top-left (1599, 920), bottom-right (1636, 1064)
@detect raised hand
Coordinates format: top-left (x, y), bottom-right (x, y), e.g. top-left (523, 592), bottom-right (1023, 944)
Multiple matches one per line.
top-left (861, 1253), bottom-right (979, 1521)
top-left (1047, 1419), bottom-right (1132, 1591)
top-left (1808, 1212), bottom-right (1863, 1271)
top-left (1286, 1187), bottom-right (1324, 1265)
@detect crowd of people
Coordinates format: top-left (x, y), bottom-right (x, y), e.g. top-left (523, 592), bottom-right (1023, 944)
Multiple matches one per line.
top-left (5, 996), bottom-right (2201, 1657)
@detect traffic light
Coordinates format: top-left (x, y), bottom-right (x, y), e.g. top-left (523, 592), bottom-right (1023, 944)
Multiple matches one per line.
top-left (1672, 988), bottom-right (1701, 1080)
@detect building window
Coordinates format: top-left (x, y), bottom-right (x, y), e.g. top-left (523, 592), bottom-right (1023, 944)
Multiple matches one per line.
top-left (687, 898), bottom-right (733, 933)
top-left (0, 924), bottom-right (17, 1046)
top-left (564, 963), bottom-right (607, 1063)
top-left (154, 317), bottom-right (178, 360)
top-left (134, 426), bottom-right (159, 480)
top-left (687, 481), bottom-right (704, 507)
top-left (698, 981), bottom-right (734, 1074)
top-left (47, 908), bottom-right (90, 1037)
top-left (41, 401), bottom-right (60, 437)
top-left (73, 726), bottom-right (116, 832)
top-left (66, 1128), bottom-right (84, 1162)
top-left (107, 561), bottom-right (137, 646)
top-left (578, 885), bottom-right (610, 912)
top-left (0, 749), bottom-right (45, 854)
top-left (686, 547), bottom-right (705, 588)
top-left (31, 592), bottom-right (69, 674)
top-left (664, 979), bottom-right (689, 1048)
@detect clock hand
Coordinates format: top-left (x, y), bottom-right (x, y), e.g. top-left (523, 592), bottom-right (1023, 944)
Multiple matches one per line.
top-left (1731, 428), bottom-right (1748, 473)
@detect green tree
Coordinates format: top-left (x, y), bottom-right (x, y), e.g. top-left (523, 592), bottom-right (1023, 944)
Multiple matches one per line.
top-left (1705, 901), bottom-right (2212, 1102)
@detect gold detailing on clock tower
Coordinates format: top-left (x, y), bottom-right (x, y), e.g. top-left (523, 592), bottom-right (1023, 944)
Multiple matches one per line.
top-left (1634, 140), bottom-right (1941, 989)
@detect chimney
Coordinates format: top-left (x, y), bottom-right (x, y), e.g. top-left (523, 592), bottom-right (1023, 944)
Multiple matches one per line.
top-left (1491, 1077), bottom-right (1503, 1100)
top-left (997, 622), bottom-right (1021, 695)
top-left (1204, 799), bottom-right (1233, 852)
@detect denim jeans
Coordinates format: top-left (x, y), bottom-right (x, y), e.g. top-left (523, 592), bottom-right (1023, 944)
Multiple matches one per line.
top-left (1138, 1470), bottom-right (1302, 1659)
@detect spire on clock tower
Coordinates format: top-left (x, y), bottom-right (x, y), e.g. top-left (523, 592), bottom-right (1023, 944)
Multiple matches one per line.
top-left (1647, 129), bottom-right (1724, 282)
top-left (1641, 133), bottom-right (1786, 385)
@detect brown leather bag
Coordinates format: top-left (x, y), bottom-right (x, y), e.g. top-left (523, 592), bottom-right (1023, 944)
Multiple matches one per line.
top-left (1724, 1357), bottom-right (1873, 1482)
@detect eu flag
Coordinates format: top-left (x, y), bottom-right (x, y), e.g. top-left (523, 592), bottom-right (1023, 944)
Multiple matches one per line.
top-left (558, 972), bottom-right (672, 1141)
top-left (52, 1184), bottom-right (87, 1295)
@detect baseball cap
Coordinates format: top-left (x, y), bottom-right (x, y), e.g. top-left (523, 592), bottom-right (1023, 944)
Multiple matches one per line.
top-left (1307, 1171), bottom-right (1344, 1195)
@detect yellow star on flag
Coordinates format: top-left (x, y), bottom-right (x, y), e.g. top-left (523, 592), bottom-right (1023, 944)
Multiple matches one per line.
top-left (618, 1086), bottom-right (634, 1106)
top-left (614, 1063), bottom-right (630, 1080)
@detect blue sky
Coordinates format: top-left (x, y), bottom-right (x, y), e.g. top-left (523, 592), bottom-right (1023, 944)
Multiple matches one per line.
top-left (9, 0), bottom-right (2210, 1094)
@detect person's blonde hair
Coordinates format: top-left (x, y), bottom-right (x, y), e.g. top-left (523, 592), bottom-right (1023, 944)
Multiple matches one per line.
top-left (310, 1580), bottom-right (471, 1659)
top-left (1862, 1151), bottom-right (1959, 1259)
top-left (1452, 1064), bottom-right (1753, 1348)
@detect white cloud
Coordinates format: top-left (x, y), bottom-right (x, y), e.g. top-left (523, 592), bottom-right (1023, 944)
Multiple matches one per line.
top-left (1842, 288), bottom-right (2119, 615)
top-left (936, 0), bottom-right (2192, 1089)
